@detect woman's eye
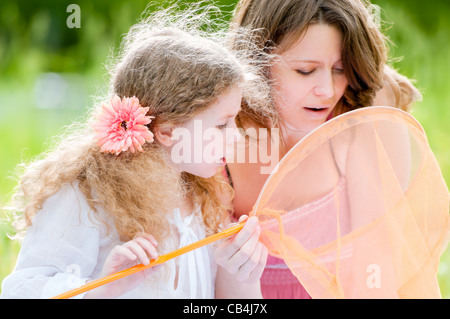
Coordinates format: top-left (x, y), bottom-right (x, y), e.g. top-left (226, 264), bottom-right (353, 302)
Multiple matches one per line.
top-left (216, 123), bottom-right (228, 130)
top-left (296, 69), bottom-right (314, 75)
top-left (333, 68), bottom-right (344, 74)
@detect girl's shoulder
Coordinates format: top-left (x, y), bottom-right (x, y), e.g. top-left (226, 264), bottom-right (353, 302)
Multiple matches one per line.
top-left (30, 183), bottom-right (111, 237)
top-left (39, 183), bottom-right (90, 218)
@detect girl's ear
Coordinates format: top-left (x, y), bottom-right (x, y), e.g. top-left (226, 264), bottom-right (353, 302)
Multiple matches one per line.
top-left (153, 125), bottom-right (174, 147)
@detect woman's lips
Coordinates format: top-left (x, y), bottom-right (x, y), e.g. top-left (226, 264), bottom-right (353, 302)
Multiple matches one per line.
top-left (303, 106), bottom-right (331, 119)
top-left (304, 106), bottom-right (330, 112)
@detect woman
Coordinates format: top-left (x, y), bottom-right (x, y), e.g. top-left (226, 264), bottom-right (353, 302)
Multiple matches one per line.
top-left (225, 0), bottom-right (422, 298)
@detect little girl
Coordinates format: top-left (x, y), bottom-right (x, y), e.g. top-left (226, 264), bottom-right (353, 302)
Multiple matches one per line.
top-left (1, 10), bottom-right (268, 299)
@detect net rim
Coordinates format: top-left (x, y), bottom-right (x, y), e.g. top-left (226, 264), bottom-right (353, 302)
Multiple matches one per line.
top-left (251, 106), bottom-right (427, 214)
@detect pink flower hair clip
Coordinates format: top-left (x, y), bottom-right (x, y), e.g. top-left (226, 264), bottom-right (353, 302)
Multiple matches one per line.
top-left (92, 95), bottom-right (155, 155)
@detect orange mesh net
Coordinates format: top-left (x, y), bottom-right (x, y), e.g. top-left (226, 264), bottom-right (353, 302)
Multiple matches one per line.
top-left (252, 106), bottom-right (450, 298)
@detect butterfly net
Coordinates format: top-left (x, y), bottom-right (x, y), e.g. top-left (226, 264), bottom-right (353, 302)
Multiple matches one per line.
top-left (252, 107), bottom-right (450, 298)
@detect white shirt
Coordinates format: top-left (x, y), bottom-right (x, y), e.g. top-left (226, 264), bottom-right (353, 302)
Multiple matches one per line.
top-left (1, 184), bottom-right (217, 299)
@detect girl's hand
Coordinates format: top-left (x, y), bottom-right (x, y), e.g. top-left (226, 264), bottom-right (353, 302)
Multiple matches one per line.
top-left (215, 215), bottom-right (268, 284)
top-left (84, 233), bottom-right (159, 298)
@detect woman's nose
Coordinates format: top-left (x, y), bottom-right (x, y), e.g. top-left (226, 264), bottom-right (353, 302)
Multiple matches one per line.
top-left (314, 71), bottom-right (335, 99)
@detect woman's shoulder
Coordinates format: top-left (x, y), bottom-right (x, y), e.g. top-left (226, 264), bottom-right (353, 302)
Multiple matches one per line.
top-left (374, 65), bottom-right (422, 111)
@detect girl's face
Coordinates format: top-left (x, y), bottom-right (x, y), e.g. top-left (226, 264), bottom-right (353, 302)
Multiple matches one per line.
top-left (169, 86), bottom-right (242, 178)
top-left (271, 23), bottom-right (348, 139)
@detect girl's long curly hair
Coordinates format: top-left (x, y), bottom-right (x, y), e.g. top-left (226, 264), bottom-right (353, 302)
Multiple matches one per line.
top-left (5, 6), bottom-right (270, 243)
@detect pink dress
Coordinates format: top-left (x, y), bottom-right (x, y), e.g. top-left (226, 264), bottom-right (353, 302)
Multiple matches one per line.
top-left (261, 255), bottom-right (311, 299)
top-left (222, 166), bottom-right (349, 299)
top-left (260, 177), bottom-right (350, 299)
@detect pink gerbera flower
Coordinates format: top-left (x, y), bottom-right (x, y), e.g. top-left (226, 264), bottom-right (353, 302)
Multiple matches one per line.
top-left (92, 95), bottom-right (154, 155)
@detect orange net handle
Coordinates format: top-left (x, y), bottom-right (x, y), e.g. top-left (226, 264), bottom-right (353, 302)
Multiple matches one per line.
top-left (51, 222), bottom-right (245, 299)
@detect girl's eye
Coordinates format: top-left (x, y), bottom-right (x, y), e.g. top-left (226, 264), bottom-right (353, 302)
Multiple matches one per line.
top-left (217, 116), bottom-right (237, 130)
top-left (296, 69), bottom-right (314, 75)
top-left (333, 68), bottom-right (344, 74)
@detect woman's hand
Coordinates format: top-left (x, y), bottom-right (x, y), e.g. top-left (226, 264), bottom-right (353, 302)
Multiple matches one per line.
top-left (84, 233), bottom-right (159, 298)
top-left (215, 215), bottom-right (268, 284)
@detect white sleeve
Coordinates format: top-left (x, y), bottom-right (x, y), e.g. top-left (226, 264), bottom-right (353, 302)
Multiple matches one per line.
top-left (1, 184), bottom-right (104, 299)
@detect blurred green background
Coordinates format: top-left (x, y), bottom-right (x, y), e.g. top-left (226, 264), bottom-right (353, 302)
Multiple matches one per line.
top-left (0, 0), bottom-right (449, 297)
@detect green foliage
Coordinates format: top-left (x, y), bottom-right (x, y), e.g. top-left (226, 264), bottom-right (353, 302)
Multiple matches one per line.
top-left (1, 0), bottom-right (449, 297)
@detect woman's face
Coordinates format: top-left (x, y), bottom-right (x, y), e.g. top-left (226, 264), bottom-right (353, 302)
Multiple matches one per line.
top-left (270, 23), bottom-right (348, 139)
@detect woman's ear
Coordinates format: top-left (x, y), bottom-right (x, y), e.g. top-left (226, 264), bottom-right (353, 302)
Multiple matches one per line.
top-left (153, 125), bottom-right (174, 147)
